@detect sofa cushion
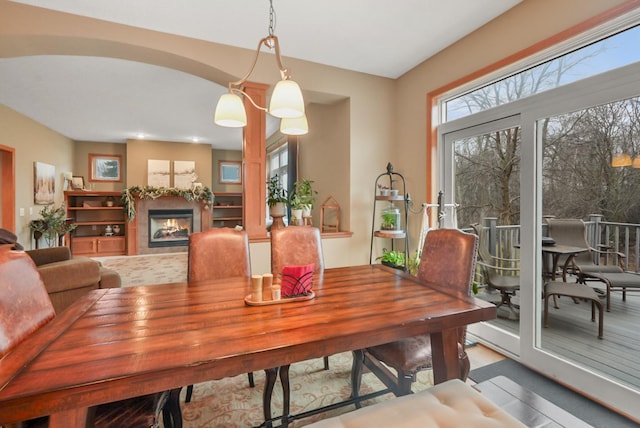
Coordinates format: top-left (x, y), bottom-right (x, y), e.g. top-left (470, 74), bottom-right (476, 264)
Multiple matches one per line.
top-left (37, 257), bottom-right (101, 294)
top-left (26, 247), bottom-right (71, 266)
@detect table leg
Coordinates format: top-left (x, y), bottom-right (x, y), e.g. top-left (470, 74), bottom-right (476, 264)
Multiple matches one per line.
top-left (279, 365), bottom-right (291, 428)
top-left (49, 407), bottom-right (88, 428)
top-left (429, 329), bottom-right (460, 384)
top-left (263, 367), bottom-right (278, 428)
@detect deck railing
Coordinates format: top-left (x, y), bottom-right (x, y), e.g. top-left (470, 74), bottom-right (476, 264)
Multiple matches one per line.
top-left (469, 216), bottom-right (640, 276)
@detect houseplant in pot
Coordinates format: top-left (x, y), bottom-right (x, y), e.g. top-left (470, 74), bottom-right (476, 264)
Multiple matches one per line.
top-left (293, 178), bottom-right (317, 217)
top-left (376, 248), bottom-right (406, 271)
top-left (289, 193), bottom-right (304, 224)
top-left (267, 175), bottom-right (288, 217)
top-left (29, 204), bottom-right (77, 247)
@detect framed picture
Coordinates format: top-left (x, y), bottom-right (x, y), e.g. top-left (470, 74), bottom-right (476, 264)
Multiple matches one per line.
top-left (34, 161), bottom-right (55, 205)
top-left (89, 153), bottom-right (122, 182)
top-left (71, 176), bottom-right (85, 190)
top-left (174, 160), bottom-right (196, 190)
top-left (148, 159), bottom-right (171, 187)
top-left (219, 160), bottom-right (242, 184)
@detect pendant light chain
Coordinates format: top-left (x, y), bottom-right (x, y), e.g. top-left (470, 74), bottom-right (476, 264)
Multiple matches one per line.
top-left (268, 0), bottom-right (277, 38)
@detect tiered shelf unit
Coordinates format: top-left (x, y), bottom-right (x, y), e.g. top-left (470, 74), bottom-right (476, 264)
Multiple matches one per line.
top-left (369, 163), bottom-right (409, 270)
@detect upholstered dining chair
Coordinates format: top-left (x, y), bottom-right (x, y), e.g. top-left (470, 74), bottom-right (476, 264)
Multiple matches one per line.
top-left (185, 227), bottom-right (254, 403)
top-left (351, 228), bottom-right (478, 400)
top-left (0, 246), bottom-right (182, 428)
top-left (268, 226), bottom-right (328, 423)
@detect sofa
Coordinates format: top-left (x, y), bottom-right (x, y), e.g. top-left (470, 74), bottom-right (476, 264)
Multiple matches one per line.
top-left (25, 247), bottom-right (121, 313)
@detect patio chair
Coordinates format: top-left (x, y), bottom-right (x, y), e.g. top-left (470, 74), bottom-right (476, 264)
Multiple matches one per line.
top-left (350, 228), bottom-right (478, 399)
top-left (471, 223), bottom-right (520, 320)
top-left (545, 218), bottom-right (625, 282)
top-left (186, 227), bottom-right (254, 403)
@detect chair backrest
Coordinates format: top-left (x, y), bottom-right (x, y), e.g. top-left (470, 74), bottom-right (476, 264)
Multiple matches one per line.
top-left (417, 229), bottom-right (478, 295)
top-left (271, 226), bottom-right (324, 281)
top-left (0, 246), bottom-right (55, 358)
top-left (546, 218), bottom-right (592, 264)
top-left (188, 228), bottom-right (251, 282)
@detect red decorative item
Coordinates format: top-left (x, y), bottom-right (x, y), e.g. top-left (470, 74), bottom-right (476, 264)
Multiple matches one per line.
top-left (281, 264), bottom-right (314, 297)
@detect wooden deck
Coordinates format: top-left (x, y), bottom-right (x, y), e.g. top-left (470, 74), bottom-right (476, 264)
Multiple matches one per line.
top-left (480, 286), bottom-right (640, 390)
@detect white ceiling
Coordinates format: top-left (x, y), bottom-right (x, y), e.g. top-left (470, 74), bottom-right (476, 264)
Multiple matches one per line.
top-left (1, 0), bottom-right (521, 149)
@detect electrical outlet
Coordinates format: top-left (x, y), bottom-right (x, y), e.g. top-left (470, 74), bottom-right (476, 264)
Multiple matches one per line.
top-left (29, 207), bottom-right (33, 215)
top-left (19, 208), bottom-right (25, 217)
top-left (92, 225), bottom-right (97, 231)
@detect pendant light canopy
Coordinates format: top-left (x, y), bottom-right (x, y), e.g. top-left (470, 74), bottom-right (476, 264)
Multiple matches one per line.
top-left (213, 0), bottom-right (306, 135)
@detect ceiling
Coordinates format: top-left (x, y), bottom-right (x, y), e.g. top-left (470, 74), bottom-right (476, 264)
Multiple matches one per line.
top-left (1, 0), bottom-right (521, 149)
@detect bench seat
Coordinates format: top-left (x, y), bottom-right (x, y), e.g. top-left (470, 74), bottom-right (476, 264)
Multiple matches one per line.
top-left (305, 379), bottom-right (525, 428)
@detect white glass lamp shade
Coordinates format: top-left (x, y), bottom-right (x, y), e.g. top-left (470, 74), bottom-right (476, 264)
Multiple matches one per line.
top-left (269, 80), bottom-right (305, 118)
top-left (611, 153), bottom-right (632, 167)
top-left (280, 115), bottom-right (308, 135)
top-left (214, 93), bottom-right (247, 127)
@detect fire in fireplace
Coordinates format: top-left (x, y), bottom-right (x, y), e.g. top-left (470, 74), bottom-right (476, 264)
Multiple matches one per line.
top-left (148, 209), bottom-right (193, 248)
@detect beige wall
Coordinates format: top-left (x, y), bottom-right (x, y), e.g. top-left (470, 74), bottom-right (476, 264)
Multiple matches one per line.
top-left (0, 0), bottom-right (635, 264)
top-left (0, 104), bottom-right (74, 248)
top-left (126, 139), bottom-right (212, 188)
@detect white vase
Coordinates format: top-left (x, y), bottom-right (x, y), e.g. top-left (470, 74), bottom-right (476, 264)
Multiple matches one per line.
top-left (302, 206), bottom-right (312, 217)
top-left (269, 202), bottom-right (286, 217)
top-left (292, 209), bottom-right (303, 220)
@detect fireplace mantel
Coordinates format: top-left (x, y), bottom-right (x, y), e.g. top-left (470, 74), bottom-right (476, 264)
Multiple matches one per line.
top-left (125, 196), bottom-right (210, 255)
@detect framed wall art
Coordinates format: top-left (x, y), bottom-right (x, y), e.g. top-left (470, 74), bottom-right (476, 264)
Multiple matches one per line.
top-left (71, 176), bottom-right (85, 190)
top-left (148, 159), bottom-right (171, 187)
top-left (89, 154), bottom-right (122, 182)
top-left (34, 161), bottom-right (55, 205)
top-left (219, 160), bottom-right (241, 184)
top-left (174, 160), bottom-right (196, 190)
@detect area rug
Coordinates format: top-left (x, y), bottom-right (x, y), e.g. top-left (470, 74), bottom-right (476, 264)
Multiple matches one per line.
top-left (93, 253), bottom-right (188, 287)
top-left (469, 359), bottom-right (637, 427)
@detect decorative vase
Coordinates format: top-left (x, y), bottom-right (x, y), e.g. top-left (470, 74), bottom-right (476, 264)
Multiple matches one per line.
top-left (112, 225), bottom-right (121, 235)
top-left (269, 202), bottom-right (286, 217)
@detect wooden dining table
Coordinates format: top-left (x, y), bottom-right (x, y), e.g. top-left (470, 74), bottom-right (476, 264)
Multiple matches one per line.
top-left (0, 264), bottom-right (496, 427)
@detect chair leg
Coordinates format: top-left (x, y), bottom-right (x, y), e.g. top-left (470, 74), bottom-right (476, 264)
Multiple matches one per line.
top-left (184, 384), bottom-right (193, 403)
top-left (247, 371), bottom-right (255, 388)
top-left (163, 388), bottom-right (183, 428)
top-left (350, 350), bottom-right (364, 409)
top-left (323, 355), bottom-right (330, 370)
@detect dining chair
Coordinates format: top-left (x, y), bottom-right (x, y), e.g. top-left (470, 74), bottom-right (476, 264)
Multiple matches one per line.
top-left (351, 228), bottom-right (478, 400)
top-left (185, 227), bottom-right (254, 403)
top-left (0, 246), bottom-right (182, 428)
top-left (268, 226), bottom-right (327, 424)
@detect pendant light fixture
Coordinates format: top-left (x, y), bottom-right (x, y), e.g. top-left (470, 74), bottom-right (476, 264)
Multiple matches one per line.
top-left (214, 0), bottom-right (307, 135)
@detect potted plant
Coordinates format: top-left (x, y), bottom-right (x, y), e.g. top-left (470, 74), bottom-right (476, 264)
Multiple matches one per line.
top-left (267, 175), bottom-right (288, 217)
top-left (292, 178), bottom-right (317, 217)
top-left (376, 248), bottom-right (406, 271)
top-left (289, 193), bottom-right (304, 224)
top-left (29, 204), bottom-right (77, 247)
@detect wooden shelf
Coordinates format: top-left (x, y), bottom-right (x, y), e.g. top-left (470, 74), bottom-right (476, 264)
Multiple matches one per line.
top-left (374, 230), bottom-right (406, 239)
top-left (213, 192), bottom-right (243, 228)
top-left (65, 191), bottom-right (126, 256)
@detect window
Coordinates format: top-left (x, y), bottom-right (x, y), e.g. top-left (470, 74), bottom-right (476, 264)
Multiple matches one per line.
top-left (445, 24), bottom-right (640, 121)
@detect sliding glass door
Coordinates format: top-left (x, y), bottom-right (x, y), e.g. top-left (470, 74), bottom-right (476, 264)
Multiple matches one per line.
top-left (440, 62), bottom-right (640, 418)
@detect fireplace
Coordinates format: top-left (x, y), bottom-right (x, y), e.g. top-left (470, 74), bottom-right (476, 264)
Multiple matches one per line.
top-left (148, 209), bottom-right (193, 248)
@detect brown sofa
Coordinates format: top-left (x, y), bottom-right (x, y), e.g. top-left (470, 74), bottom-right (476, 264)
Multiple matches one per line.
top-left (25, 247), bottom-right (121, 313)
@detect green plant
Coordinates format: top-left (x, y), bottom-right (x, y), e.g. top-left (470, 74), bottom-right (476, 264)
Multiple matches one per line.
top-left (380, 212), bottom-right (397, 230)
top-left (292, 178), bottom-right (317, 209)
top-left (289, 193), bottom-right (304, 210)
top-left (267, 175), bottom-right (288, 207)
top-left (29, 204), bottom-right (77, 247)
top-left (376, 249), bottom-right (405, 268)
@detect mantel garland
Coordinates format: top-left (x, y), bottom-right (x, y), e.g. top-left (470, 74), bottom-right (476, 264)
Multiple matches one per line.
top-left (122, 185), bottom-right (214, 221)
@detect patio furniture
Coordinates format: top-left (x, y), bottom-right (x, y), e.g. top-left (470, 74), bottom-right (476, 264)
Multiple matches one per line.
top-left (544, 281), bottom-right (603, 339)
top-left (186, 227), bottom-right (255, 402)
top-left (351, 228), bottom-right (478, 399)
top-left (546, 218), bottom-right (625, 282)
top-left (584, 271), bottom-right (640, 312)
top-left (472, 223), bottom-right (520, 320)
